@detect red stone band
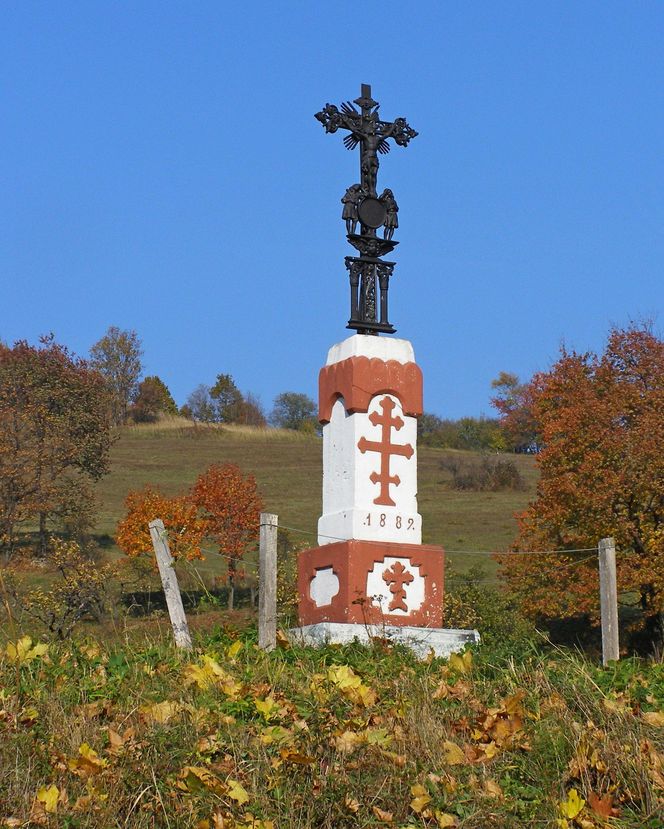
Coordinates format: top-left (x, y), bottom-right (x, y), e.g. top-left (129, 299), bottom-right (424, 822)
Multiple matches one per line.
top-left (318, 356), bottom-right (423, 423)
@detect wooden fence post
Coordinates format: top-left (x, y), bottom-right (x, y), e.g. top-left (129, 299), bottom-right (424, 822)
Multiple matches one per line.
top-left (258, 513), bottom-right (278, 651)
top-left (149, 519), bottom-right (193, 651)
top-left (598, 536), bottom-right (619, 665)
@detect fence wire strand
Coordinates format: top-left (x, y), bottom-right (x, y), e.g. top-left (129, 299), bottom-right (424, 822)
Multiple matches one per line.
top-left (277, 523), bottom-right (597, 560)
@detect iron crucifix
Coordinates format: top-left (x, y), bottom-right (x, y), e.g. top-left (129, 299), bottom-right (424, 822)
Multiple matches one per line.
top-left (315, 84), bottom-right (418, 198)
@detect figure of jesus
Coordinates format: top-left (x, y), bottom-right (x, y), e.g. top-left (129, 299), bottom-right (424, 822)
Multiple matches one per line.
top-left (357, 118), bottom-right (397, 196)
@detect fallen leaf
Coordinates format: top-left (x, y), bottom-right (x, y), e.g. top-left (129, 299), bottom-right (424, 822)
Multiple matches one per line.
top-left (184, 656), bottom-right (242, 698)
top-left (365, 727), bottom-right (392, 747)
top-left (6, 636), bottom-right (49, 663)
top-left (226, 779), bottom-right (250, 805)
top-left (483, 778), bottom-right (503, 799)
top-left (410, 783), bottom-right (431, 814)
top-left (372, 805), bottom-right (393, 822)
top-left (177, 766), bottom-right (225, 796)
top-left (226, 640), bottom-right (243, 660)
top-left (19, 706), bottom-right (39, 726)
top-left (344, 795), bottom-right (360, 813)
top-left (503, 690), bottom-right (525, 715)
top-left (68, 743), bottom-right (108, 777)
top-left (588, 791), bottom-right (617, 818)
top-left (434, 811), bottom-right (457, 828)
top-left (255, 696), bottom-right (279, 720)
top-left (334, 730), bottom-right (364, 753)
top-left (275, 629), bottom-right (290, 649)
top-left (259, 725), bottom-right (294, 746)
top-left (327, 664), bottom-right (377, 706)
top-left (443, 740), bottom-right (466, 765)
top-left (643, 711), bottom-right (664, 728)
top-left (448, 649), bottom-right (472, 675)
top-left (140, 699), bottom-right (181, 724)
top-left (479, 741), bottom-right (498, 761)
top-left (559, 788), bottom-right (585, 820)
top-left (35, 784), bottom-right (59, 814)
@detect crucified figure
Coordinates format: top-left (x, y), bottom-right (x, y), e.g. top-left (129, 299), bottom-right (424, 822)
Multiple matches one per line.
top-left (315, 84), bottom-right (418, 198)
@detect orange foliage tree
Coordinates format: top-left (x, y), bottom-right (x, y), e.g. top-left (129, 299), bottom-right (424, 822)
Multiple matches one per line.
top-left (116, 465), bottom-right (263, 609)
top-left (191, 464), bottom-right (263, 609)
top-left (497, 326), bottom-right (664, 635)
top-left (116, 486), bottom-right (205, 561)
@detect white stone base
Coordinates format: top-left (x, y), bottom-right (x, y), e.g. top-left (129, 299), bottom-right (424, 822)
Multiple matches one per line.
top-left (287, 622), bottom-right (480, 660)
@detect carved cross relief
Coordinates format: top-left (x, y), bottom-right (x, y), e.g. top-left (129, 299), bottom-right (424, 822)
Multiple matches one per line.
top-left (357, 395), bottom-right (414, 506)
top-left (382, 561), bottom-right (414, 612)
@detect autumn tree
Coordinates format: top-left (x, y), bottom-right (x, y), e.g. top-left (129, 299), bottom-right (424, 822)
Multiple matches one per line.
top-left (132, 375), bottom-right (178, 423)
top-left (0, 337), bottom-right (112, 558)
top-left (116, 486), bottom-right (205, 561)
top-left (233, 392), bottom-right (267, 427)
top-left (497, 325), bottom-right (664, 641)
top-left (491, 371), bottom-right (540, 451)
top-left (191, 464), bottom-right (263, 609)
top-left (270, 392), bottom-right (317, 432)
top-left (90, 326), bottom-right (143, 425)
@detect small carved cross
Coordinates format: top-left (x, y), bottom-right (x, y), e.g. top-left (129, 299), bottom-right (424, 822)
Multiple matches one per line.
top-left (357, 396), bottom-right (414, 506)
top-left (382, 561), bottom-right (414, 612)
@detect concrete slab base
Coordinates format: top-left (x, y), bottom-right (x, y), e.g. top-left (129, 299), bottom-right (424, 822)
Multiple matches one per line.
top-left (287, 622), bottom-right (479, 660)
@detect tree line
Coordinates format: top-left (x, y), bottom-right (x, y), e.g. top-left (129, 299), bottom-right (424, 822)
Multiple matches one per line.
top-left (2, 321), bottom-right (662, 649)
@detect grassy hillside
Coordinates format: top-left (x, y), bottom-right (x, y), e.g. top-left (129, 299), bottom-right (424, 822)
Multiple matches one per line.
top-left (95, 419), bottom-right (538, 574)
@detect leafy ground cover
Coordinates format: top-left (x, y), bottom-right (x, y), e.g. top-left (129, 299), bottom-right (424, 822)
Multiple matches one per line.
top-left (1, 624), bottom-right (662, 828)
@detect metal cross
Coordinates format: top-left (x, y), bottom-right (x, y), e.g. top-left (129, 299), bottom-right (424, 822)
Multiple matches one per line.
top-left (315, 84), bottom-right (418, 197)
top-left (382, 561), bottom-right (414, 612)
top-left (357, 396), bottom-right (414, 506)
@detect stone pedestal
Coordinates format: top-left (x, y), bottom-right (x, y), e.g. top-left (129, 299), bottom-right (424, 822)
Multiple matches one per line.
top-left (298, 539), bottom-right (444, 627)
top-left (289, 334), bottom-right (478, 658)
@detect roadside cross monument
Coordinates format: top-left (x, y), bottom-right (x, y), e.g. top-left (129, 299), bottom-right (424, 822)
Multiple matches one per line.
top-left (290, 84), bottom-right (479, 658)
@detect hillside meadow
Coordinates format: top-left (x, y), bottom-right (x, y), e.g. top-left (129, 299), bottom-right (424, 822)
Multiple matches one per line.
top-left (94, 418), bottom-right (539, 576)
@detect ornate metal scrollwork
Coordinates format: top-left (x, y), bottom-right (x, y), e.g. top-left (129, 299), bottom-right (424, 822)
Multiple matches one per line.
top-left (316, 84), bottom-right (417, 335)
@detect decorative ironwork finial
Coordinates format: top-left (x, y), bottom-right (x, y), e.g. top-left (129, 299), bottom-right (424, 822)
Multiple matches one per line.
top-left (315, 84), bottom-right (418, 334)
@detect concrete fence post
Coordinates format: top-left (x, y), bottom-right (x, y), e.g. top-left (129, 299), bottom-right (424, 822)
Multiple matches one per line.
top-left (149, 519), bottom-right (193, 651)
top-left (258, 513), bottom-right (278, 651)
top-left (598, 536), bottom-right (619, 665)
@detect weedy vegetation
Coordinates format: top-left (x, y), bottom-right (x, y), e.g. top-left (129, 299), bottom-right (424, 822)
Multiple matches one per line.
top-left (0, 618), bottom-right (662, 828)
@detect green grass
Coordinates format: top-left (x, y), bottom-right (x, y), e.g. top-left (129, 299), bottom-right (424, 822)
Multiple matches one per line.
top-left (94, 420), bottom-right (538, 578)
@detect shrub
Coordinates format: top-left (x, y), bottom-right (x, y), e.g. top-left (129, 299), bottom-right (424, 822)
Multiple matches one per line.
top-left (441, 454), bottom-right (526, 491)
top-left (444, 565), bottom-right (536, 646)
top-left (8, 538), bottom-right (116, 639)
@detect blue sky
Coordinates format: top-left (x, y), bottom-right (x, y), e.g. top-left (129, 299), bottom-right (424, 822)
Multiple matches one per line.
top-left (2, 2), bottom-right (662, 418)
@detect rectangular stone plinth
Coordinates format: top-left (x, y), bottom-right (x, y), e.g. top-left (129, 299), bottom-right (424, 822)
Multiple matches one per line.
top-left (298, 539), bottom-right (444, 628)
top-left (288, 623), bottom-right (479, 660)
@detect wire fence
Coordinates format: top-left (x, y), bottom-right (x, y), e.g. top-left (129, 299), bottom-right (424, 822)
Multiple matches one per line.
top-left (277, 522), bottom-right (598, 561)
top-left (173, 521), bottom-right (603, 588)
